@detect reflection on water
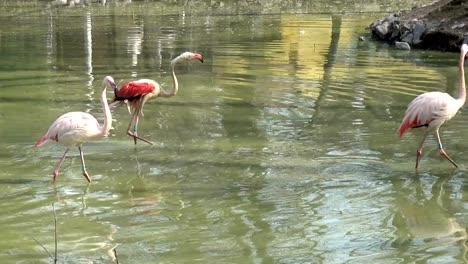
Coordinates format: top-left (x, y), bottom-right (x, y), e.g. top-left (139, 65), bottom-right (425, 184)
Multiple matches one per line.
top-left (127, 25), bottom-right (144, 68)
top-left (84, 11), bottom-right (95, 110)
top-left (0, 1), bottom-right (467, 263)
top-left (391, 173), bottom-right (467, 263)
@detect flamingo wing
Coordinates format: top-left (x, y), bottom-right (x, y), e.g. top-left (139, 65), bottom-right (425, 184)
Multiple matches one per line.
top-left (398, 91), bottom-right (458, 137)
top-left (116, 81), bottom-right (156, 99)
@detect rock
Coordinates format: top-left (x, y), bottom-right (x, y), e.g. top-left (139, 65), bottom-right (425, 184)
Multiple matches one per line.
top-left (401, 33), bottom-right (414, 44)
top-left (451, 23), bottom-right (466, 29)
top-left (419, 29), bottom-right (461, 51)
top-left (359, 36), bottom-right (367, 41)
top-left (390, 24), bottom-right (400, 39)
top-left (383, 13), bottom-right (399, 23)
top-left (375, 21), bottom-right (390, 39)
top-left (369, 0), bottom-right (468, 52)
top-left (425, 22), bottom-right (442, 31)
top-left (395, 41), bottom-right (411, 50)
top-left (412, 23), bottom-right (426, 45)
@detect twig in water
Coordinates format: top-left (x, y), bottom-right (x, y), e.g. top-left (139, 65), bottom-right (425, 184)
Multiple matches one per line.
top-left (53, 203), bottom-right (58, 263)
top-left (114, 246), bottom-right (119, 264)
top-left (32, 203), bottom-right (58, 263)
top-left (109, 244), bottom-right (120, 264)
top-left (31, 237), bottom-right (54, 261)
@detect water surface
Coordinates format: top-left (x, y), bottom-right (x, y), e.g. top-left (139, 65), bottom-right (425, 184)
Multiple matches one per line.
top-left (0, 1), bottom-right (467, 263)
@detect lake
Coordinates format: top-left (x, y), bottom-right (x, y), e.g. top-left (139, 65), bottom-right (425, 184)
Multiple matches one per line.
top-left (0, 0), bottom-right (466, 263)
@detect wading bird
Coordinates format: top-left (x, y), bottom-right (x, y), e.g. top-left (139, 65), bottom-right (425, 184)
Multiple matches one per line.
top-left (398, 40), bottom-right (468, 169)
top-left (110, 51), bottom-right (203, 145)
top-left (35, 76), bottom-right (116, 182)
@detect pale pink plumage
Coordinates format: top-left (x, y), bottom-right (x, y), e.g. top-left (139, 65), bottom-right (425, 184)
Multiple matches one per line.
top-left (398, 91), bottom-right (463, 137)
top-left (35, 76), bottom-right (116, 182)
top-left (398, 42), bottom-right (468, 169)
top-left (35, 112), bottom-right (103, 147)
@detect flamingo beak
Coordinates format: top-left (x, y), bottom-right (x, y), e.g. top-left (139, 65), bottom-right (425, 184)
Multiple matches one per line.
top-left (109, 81), bottom-right (118, 94)
top-left (193, 54), bottom-right (204, 63)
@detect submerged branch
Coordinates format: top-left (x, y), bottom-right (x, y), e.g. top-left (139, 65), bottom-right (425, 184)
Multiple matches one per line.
top-left (31, 237), bottom-right (54, 261)
top-left (53, 203), bottom-right (58, 263)
top-left (114, 246), bottom-right (119, 264)
top-left (31, 203), bottom-right (58, 263)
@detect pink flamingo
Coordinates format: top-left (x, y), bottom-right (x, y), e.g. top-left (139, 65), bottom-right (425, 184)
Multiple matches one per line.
top-left (398, 41), bottom-right (468, 169)
top-left (35, 76), bottom-right (117, 182)
top-left (110, 51), bottom-right (203, 145)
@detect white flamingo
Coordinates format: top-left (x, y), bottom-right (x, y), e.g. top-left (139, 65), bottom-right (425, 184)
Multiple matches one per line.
top-left (35, 76), bottom-right (117, 182)
top-left (398, 41), bottom-right (468, 169)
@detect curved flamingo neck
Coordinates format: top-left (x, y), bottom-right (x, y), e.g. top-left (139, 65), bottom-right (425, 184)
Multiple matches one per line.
top-left (100, 77), bottom-right (113, 136)
top-left (169, 63), bottom-right (179, 96)
top-left (458, 49), bottom-right (467, 103)
top-left (160, 58), bottom-right (180, 98)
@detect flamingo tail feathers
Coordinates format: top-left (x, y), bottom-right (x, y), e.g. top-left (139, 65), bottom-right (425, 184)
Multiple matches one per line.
top-left (398, 115), bottom-right (429, 137)
top-left (34, 136), bottom-right (47, 148)
top-left (398, 120), bottom-right (412, 137)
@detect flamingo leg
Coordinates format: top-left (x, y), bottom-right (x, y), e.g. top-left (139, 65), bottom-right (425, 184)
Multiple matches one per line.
top-left (53, 148), bottom-right (69, 182)
top-left (126, 100), bottom-right (153, 145)
top-left (78, 146), bottom-right (92, 183)
top-left (435, 130), bottom-right (458, 168)
top-left (125, 99), bottom-right (132, 116)
top-left (126, 106), bottom-right (138, 144)
top-left (415, 133), bottom-right (427, 170)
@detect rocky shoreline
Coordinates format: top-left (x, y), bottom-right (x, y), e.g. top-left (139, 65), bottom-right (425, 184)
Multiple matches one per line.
top-left (369, 0), bottom-right (468, 52)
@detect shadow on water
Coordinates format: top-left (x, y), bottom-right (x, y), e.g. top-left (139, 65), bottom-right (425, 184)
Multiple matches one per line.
top-left (0, 178), bottom-right (49, 185)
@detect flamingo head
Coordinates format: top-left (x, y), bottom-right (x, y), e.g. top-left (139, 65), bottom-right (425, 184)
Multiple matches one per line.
top-left (191, 53), bottom-right (204, 63)
top-left (172, 52), bottom-right (204, 65)
top-left (462, 38), bottom-right (468, 58)
top-left (103, 76), bottom-right (117, 91)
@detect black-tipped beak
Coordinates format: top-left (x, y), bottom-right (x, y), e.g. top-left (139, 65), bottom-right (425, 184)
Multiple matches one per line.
top-left (110, 83), bottom-right (118, 95)
top-left (200, 58), bottom-right (204, 63)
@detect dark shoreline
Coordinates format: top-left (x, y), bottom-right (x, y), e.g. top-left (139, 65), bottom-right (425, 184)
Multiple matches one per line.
top-left (369, 0), bottom-right (468, 52)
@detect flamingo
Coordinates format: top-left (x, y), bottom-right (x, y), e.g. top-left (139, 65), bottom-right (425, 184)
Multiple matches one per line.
top-left (35, 76), bottom-right (117, 182)
top-left (398, 40), bottom-right (468, 169)
top-left (110, 51), bottom-right (203, 145)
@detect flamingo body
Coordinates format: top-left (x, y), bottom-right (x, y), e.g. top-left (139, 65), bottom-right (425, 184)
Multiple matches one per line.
top-left (398, 91), bottom-right (463, 137)
top-left (115, 79), bottom-right (159, 104)
top-left (398, 41), bottom-right (468, 169)
top-left (35, 112), bottom-right (104, 147)
top-left (35, 76), bottom-right (116, 182)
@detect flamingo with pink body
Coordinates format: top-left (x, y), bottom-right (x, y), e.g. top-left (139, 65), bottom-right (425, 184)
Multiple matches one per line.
top-left (398, 40), bottom-right (468, 169)
top-left (35, 76), bottom-right (116, 182)
top-left (110, 51), bottom-right (203, 145)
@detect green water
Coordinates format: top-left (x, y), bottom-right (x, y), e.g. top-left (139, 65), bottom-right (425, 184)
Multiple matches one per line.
top-left (0, 1), bottom-right (466, 263)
